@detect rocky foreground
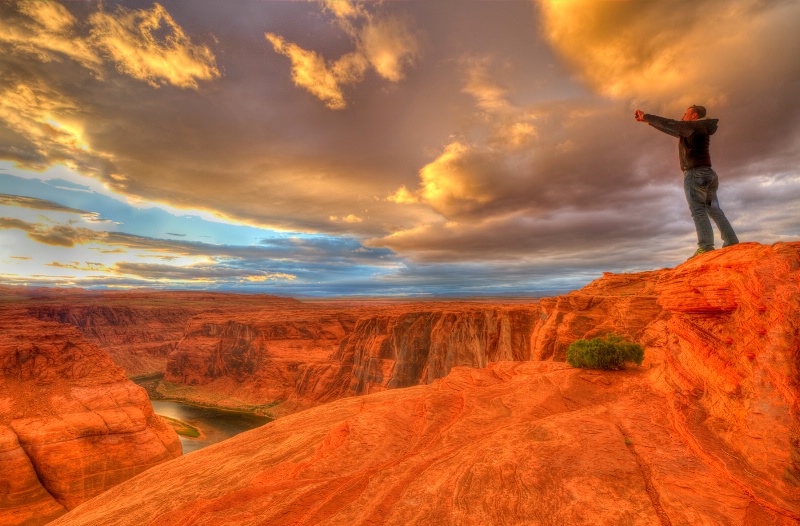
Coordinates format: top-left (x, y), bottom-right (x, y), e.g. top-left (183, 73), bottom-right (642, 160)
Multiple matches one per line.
top-left (34, 241), bottom-right (800, 525)
top-left (0, 313), bottom-right (182, 525)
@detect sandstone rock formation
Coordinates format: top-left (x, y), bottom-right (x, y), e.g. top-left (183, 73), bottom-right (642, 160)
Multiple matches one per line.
top-left (161, 307), bottom-right (361, 412)
top-left (161, 302), bottom-right (543, 414)
top-left (22, 290), bottom-right (300, 377)
top-left (48, 242), bottom-right (800, 525)
top-left (0, 312), bottom-right (182, 526)
top-left (330, 307), bottom-right (538, 396)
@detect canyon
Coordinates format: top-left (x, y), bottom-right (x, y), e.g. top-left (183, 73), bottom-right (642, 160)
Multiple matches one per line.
top-left (1, 241), bottom-right (799, 525)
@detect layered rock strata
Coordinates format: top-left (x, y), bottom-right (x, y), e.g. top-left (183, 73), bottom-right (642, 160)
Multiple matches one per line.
top-left (162, 303), bottom-right (543, 413)
top-left (0, 312), bottom-right (182, 526)
top-left (162, 309), bottom-right (361, 412)
top-left (330, 307), bottom-right (538, 397)
top-left (23, 291), bottom-right (300, 377)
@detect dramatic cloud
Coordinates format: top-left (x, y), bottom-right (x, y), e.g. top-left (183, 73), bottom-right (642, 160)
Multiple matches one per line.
top-left (0, 0), bottom-right (219, 178)
top-left (1, 1), bottom-right (798, 295)
top-left (88, 3), bottom-right (219, 89)
top-left (266, 33), bottom-right (367, 110)
top-left (0, 2), bottom-right (218, 89)
top-left (0, 202), bottom-right (399, 291)
top-left (267, 0), bottom-right (419, 109)
top-left (0, 1), bottom-right (100, 70)
top-left (0, 216), bottom-right (102, 248)
top-left (537, 0), bottom-right (800, 105)
top-left (369, 1), bottom-right (800, 269)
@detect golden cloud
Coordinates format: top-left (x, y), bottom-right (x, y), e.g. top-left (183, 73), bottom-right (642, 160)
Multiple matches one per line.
top-left (0, 79), bottom-right (88, 169)
top-left (1, 1), bottom-right (101, 70)
top-left (459, 57), bottom-right (539, 151)
top-left (392, 141), bottom-right (507, 221)
top-left (268, 1), bottom-right (419, 109)
top-left (329, 214), bottom-right (364, 224)
top-left (359, 15), bottom-right (420, 83)
top-left (29, 224), bottom-right (100, 248)
top-left (46, 261), bottom-right (109, 272)
top-left (321, 0), bottom-right (366, 22)
top-left (1, 2), bottom-right (218, 89)
top-left (387, 56), bottom-right (540, 224)
top-left (0, 216), bottom-right (121, 249)
top-left (535, 0), bottom-right (798, 105)
top-left (461, 57), bottom-right (510, 112)
top-left (89, 3), bottom-right (219, 89)
top-left (0, 217), bottom-right (31, 231)
top-left (0, 1), bottom-right (220, 179)
top-left (387, 185), bottom-right (418, 205)
top-left (266, 33), bottom-right (367, 110)
top-left (244, 273), bottom-right (296, 282)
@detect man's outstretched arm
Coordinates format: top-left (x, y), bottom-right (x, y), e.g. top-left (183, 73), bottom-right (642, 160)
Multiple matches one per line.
top-left (635, 110), bottom-right (693, 137)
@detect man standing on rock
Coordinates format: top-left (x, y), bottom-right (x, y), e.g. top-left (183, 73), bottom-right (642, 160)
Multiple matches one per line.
top-left (635, 105), bottom-right (739, 258)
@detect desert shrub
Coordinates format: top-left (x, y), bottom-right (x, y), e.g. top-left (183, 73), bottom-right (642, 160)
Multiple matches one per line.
top-left (566, 333), bottom-right (644, 370)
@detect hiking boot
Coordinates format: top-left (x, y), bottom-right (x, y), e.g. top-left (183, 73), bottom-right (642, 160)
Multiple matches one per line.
top-left (690, 247), bottom-right (714, 259)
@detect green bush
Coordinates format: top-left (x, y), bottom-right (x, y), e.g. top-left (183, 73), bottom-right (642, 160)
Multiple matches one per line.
top-left (566, 333), bottom-right (644, 370)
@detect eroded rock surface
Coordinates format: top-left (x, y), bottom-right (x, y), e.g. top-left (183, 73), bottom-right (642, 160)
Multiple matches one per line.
top-left (0, 312), bottom-right (182, 526)
top-left (49, 242), bottom-right (800, 525)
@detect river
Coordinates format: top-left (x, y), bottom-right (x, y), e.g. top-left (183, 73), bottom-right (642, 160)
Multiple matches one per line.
top-left (133, 374), bottom-right (272, 454)
top-left (150, 401), bottom-right (272, 454)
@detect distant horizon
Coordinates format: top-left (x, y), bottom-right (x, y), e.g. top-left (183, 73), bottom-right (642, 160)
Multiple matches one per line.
top-left (1, 1), bottom-right (798, 296)
top-left (0, 281), bottom-right (573, 301)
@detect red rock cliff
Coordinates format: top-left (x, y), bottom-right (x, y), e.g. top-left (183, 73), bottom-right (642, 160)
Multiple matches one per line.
top-left (0, 311), bottom-right (182, 526)
top-left (330, 307), bottom-right (538, 397)
top-left (22, 291), bottom-right (300, 377)
top-left (28, 304), bottom-right (193, 377)
top-left (161, 302), bottom-right (541, 413)
top-left (162, 308), bottom-right (360, 411)
top-left (51, 242), bottom-right (800, 525)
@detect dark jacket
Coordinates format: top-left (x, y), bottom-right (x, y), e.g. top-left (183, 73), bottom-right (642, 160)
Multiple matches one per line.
top-left (644, 114), bottom-right (719, 171)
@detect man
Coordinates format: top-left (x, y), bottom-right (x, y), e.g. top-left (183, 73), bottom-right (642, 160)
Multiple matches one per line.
top-left (635, 105), bottom-right (738, 258)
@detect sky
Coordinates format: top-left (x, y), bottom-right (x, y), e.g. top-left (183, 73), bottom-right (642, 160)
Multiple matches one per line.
top-left (1, 0), bottom-right (799, 297)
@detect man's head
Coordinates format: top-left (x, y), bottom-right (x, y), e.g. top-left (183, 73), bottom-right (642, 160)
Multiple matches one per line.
top-left (682, 105), bottom-right (706, 121)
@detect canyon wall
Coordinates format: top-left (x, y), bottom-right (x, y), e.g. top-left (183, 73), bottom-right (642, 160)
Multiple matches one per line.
top-left (159, 279), bottom-right (662, 412)
top-left (0, 310), bottom-right (182, 526)
top-left (28, 304), bottom-right (193, 377)
top-left (161, 309), bottom-right (361, 411)
top-left (160, 303), bottom-right (546, 413)
top-left (330, 307), bottom-right (538, 397)
top-left (47, 243), bottom-right (800, 525)
top-left (23, 291), bottom-right (300, 377)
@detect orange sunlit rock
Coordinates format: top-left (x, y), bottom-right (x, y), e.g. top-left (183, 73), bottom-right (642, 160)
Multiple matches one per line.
top-left (42, 241), bottom-right (800, 525)
top-left (0, 313), bottom-right (182, 526)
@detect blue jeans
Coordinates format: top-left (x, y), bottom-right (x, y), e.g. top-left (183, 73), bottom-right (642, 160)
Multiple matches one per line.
top-left (683, 167), bottom-right (739, 251)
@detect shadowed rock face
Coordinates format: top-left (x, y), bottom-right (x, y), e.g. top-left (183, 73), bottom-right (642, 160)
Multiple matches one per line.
top-left (46, 242), bottom-right (800, 525)
top-left (0, 313), bottom-right (182, 526)
top-left (333, 308), bottom-right (538, 396)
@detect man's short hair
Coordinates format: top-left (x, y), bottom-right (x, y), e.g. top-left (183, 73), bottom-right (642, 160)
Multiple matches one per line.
top-left (690, 105), bottom-right (707, 118)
